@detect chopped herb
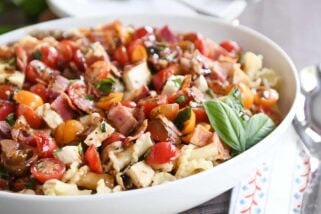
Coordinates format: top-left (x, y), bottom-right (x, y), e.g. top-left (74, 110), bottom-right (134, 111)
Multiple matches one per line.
top-left (5, 113), bottom-right (15, 126)
top-left (32, 50), bottom-right (42, 60)
top-left (0, 167), bottom-right (9, 180)
top-left (36, 162), bottom-right (44, 170)
top-left (172, 78), bottom-right (182, 88)
top-left (174, 107), bottom-right (192, 130)
top-left (4, 78), bottom-right (9, 83)
top-left (78, 144), bottom-right (83, 155)
top-left (97, 78), bottom-right (115, 93)
top-left (143, 147), bottom-right (152, 160)
top-left (205, 89), bottom-right (215, 99)
top-left (100, 122), bottom-right (107, 132)
top-left (7, 58), bottom-right (16, 67)
top-left (175, 94), bottom-right (186, 104)
top-left (86, 95), bottom-right (94, 101)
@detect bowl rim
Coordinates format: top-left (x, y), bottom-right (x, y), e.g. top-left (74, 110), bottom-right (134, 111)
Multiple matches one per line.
top-left (0, 14), bottom-right (300, 200)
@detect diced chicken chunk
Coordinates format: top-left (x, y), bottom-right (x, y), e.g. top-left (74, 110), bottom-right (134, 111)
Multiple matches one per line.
top-left (161, 75), bottom-right (184, 96)
top-left (123, 62), bottom-right (151, 91)
top-left (84, 121), bottom-right (115, 147)
top-left (43, 179), bottom-right (91, 196)
top-left (36, 103), bottom-right (63, 129)
top-left (54, 146), bottom-right (81, 165)
top-left (126, 161), bottom-right (155, 188)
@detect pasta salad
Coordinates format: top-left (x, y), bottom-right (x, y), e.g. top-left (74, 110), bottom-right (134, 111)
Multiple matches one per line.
top-left (0, 20), bottom-right (281, 195)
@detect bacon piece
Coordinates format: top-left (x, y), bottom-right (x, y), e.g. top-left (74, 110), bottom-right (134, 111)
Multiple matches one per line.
top-left (107, 103), bottom-right (138, 136)
top-left (51, 94), bottom-right (77, 121)
top-left (67, 81), bottom-right (95, 113)
top-left (124, 119), bottom-right (148, 145)
top-left (50, 75), bottom-right (69, 93)
top-left (188, 124), bottom-right (212, 147)
top-left (0, 121), bottom-right (11, 140)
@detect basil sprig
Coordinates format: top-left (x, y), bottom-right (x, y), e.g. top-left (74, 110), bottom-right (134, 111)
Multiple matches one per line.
top-left (203, 89), bottom-right (275, 154)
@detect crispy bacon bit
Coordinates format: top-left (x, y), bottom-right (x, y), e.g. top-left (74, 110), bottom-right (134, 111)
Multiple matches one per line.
top-left (67, 81), bottom-right (95, 113)
top-left (51, 94), bottom-right (77, 121)
top-left (107, 103), bottom-right (138, 135)
top-left (50, 75), bottom-right (69, 93)
top-left (147, 115), bottom-right (181, 145)
top-left (123, 119), bottom-right (148, 146)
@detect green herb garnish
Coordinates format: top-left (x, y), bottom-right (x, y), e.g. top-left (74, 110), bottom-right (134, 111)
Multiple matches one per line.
top-left (174, 107), bottom-right (192, 130)
top-left (36, 162), bottom-right (44, 170)
top-left (0, 167), bottom-right (9, 180)
top-left (86, 95), bottom-right (94, 101)
top-left (97, 78), bottom-right (115, 93)
top-left (172, 78), bottom-right (182, 88)
top-left (26, 178), bottom-right (37, 189)
top-left (5, 113), bottom-right (15, 126)
top-left (203, 99), bottom-right (275, 154)
top-left (100, 122), bottom-right (107, 132)
top-left (175, 94), bottom-right (186, 104)
top-left (32, 50), bottom-right (42, 60)
top-left (7, 58), bottom-right (16, 67)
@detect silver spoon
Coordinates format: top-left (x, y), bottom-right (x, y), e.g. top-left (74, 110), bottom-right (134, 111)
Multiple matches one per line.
top-left (292, 64), bottom-right (321, 214)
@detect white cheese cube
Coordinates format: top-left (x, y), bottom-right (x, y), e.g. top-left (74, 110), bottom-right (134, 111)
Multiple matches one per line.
top-left (36, 103), bottom-right (63, 129)
top-left (123, 62), bottom-right (151, 91)
top-left (132, 132), bottom-right (154, 162)
top-left (7, 71), bottom-right (25, 88)
top-left (194, 75), bottom-right (208, 92)
top-left (54, 146), bottom-right (81, 165)
top-left (161, 75), bottom-right (184, 96)
top-left (84, 121), bottom-right (114, 147)
top-left (126, 161), bottom-right (155, 188)
top-left (43, 179), bottom-right (91, 196)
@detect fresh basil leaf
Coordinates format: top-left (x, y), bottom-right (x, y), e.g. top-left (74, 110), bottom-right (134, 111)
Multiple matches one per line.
top-left (244, 113), bottom-right (275, 149)
top-left (172, 78), bottom-right (182, 88)
top-left (97, 78), bottom-right (115, 93)
top-left (175, 107), bottom-right (192, 130)
top-left (204, 100), bottom-right (245, 152)
top-left (5, 113), bottom-right (15, 126)
top-left (223, 88), bottom-right (243, 116)
top-left (32, 50), bottom-right (42, 60)
top-left (0, 167), bottom-right (9, 180)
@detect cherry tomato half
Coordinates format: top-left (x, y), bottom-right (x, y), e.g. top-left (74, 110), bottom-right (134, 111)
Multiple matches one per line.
top-left (30, 83), bottom-right (48, 102)
top-left (146, 142), bottom-right (180, 165)
top-left (138, 95), bottom-right (167, 117)
top-left (102, 132), bottom-right (126, 146)
top-left (34, 132), bottom-right (58, 158)
top-left (0, 101), bottom-right (15, 121)
top-left (57, 40), bottom-right (75, 67)
top-left (152, 65), bottom-right (179, 92)
top-left (35, 46), bottom-right (58, 68)
top-left (113, 45), bottom-right (129, 66)
top-left (16, 104), bottom-right (43, 129)
top-left (31, 158), bottom-right (66, 183)
top-left (0, 84), bottom-right (14, 100)
top-left (85, 145), bottom-right (103, 173)
top-left (220, 40), bottom-right (241, 54)
top-left (25, 60), bottom-right (46, 83)
top-left (14, 90), bottom-right (44, 110)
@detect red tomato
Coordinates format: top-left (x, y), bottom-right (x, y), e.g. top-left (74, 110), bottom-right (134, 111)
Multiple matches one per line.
top-left (16, 104), bottom-right (43, 129)
top-left (138, 95), bottom-right (167, 117)
top-left (220, 40), bottom-right (240, 54)
top-left (57, 40), bottom-right (75, 67)
top-left (31, 158), bottom-right (66, 183)
top-left (36, 46), bottom-right (58, 68)
top-left (25, 60), bottom-right (46, 83)
top-left (85, 60), bottom-right (109, 84)
top-left (192, 108), bottom-right (209, 123)
top-left (146, 142), bottom-right (180, 165)
top-left (85, 145), bottom-right (103, 173)
top-left (34, 132), bottom-right (58, 158)
top-left (30, 84), bottom-right (48, 102)
top-left (158, 25), bottom-right (177, 43)
top-left (152, 65), bottom-right (179, 92)
top-left (121, 101), bottom-right (137, 108)
top-left (0, 101), bottom-right (15, 121)
top-left (102, 132), bottom-right (126, 146)
top-left (127, 39), bottom-right (144, 58)
top-left (195, 38), bottom-right (209, 57)
top-left (113, 45), bottom-right (129, 66)
top-left (133, 26), bottom-right (153, 40)
top-left (73, 49), bottom-right (87, 72)
top-left (0, 84), bottom-right (14, 100)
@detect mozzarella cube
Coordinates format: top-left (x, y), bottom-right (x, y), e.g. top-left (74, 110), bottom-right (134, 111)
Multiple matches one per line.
top-left (161, 75), bottom-right (184, 96)
top-left (123, 62), bottom-right (151, 91)
top-left (7, 71), bottom-right (25, 88)
top-left (43, 179), bottom-right (91, 196)
top-left (36, 103), bottom-right (63, 129)
top-left (84, 121), bottom-right (114, 147)
top-left (126, 161), bottom-right (155, 188)
top-left (132, 132), bottom-right (154, 162)
top-left (54, 146), bottom-right (81, 165)
top-left (194, 75), bottom-right (208, 92)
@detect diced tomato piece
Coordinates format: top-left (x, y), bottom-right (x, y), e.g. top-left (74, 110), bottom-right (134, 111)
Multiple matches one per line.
top-left (192, 107), bottom-right (209, 123)
top-left (152, 65), bottom-right (179, 92)
top-left (146, 142), bottom-right (180, 165)
top-left (220, 40), bottom-right (241, 54)
top-left (85, 145), bottom-right (103, 173)
top-left (0, 101), bottom-right (15, 121)
top-left (16, 104), bottom-right (43, 129)
top-left (0, 84), bottom-right (14, 100)
top-left (57, 40), bottom-right (75, 67)
top-left (35, 46), bottom-right (58, 68)
top-left (133, 26), bottom-right (153, 40)
top-left (138, 95), bottom-right (167, 117)
top-left (113, 45), bottom-right (129, 66)
top-left (121, 101), bottom-right (137, 108)
top-left (34, 132), bottom-right (58, 158)
top-left (30, 83), bottom-right (48, 102)
top-left (102, 132), bottom-right (126, 146)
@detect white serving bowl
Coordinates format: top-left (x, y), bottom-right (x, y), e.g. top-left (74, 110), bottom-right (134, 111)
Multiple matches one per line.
top-left (0, 15), bottom-right (299, 214)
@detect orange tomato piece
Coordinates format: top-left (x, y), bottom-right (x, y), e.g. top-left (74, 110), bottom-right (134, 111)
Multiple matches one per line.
top-left (237, 82), bottom-right (254, 109)
top-left (14, 90), bottom-right (44, 110)
top-left (130, 45), bottom-right (147, 63)
top-left (181, 110), bottom-right (196, 135)
top-left (254, 87), bottom-right (279, 108)
top-left (150, 103), bottom-right (179, 121)
top-left (55, 120), bottom-right (84, 146)
top-left (96, 92), bottom-right (124, 110)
